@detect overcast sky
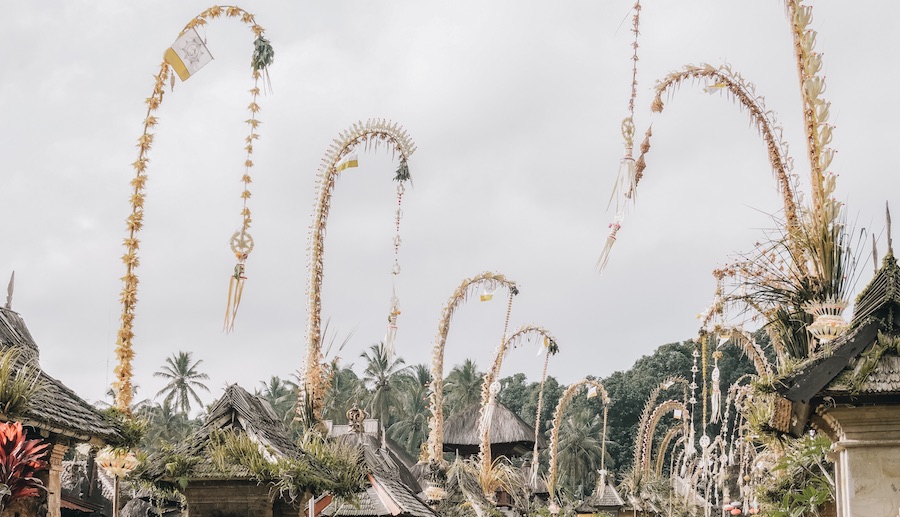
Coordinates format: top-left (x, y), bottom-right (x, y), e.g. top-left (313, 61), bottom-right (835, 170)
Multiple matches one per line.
top-left (2, 1), bottom-right (897, 410)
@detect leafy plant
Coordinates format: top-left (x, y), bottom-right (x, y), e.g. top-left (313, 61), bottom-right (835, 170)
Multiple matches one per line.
top-left (760, 434), bottom-right (835, 516)
top-left (0, 349), bottom-right (43, 418)
top-left (0, 422), bottom-right (49, 512)
top-left (206, 429), bottom-right (367, 503)
top-left (102, 406), bottom-right (148, 449)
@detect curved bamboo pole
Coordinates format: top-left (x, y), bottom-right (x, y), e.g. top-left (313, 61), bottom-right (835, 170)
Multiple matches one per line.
top-left (298, 119), bottom-right (416, 427)
top-left (639, 399), bottom-right (691, 474)
top-left (601, 1), bottom-right (842, 283)
top-left (477, 325), bottom-right (559, 492)
top-left (655, 425), bottom-right (685, 476)
top-left (546, 379), bottom-right (610, 500)
top-left (633, 376), bottom-right (688, 468)
top-left (113, 6), bottom-right (270, 412)
top-left (425, 272), bottom-right (518, 467)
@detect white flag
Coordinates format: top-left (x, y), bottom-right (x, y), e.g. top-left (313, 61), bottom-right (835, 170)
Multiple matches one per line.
top-left (164, 28), bottom-right (214, 82)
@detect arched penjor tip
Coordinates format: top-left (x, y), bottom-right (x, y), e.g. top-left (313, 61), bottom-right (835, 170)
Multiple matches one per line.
top-left (112, 5), bottom-right (273, 412)
top-left (599, 3), bottom-right (852, 361)
top-left (477, 324), bottom-right (560, 493)
top-left (298, 118), bottom-right (417, 428)
top-left (546, 379), bottom-right (611, 502)
top-left (423, 272), bottom-right (519, 478)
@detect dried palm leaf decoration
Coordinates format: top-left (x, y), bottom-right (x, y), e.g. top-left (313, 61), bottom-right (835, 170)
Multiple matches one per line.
top-left (113, 6), bottom-right (273, 412)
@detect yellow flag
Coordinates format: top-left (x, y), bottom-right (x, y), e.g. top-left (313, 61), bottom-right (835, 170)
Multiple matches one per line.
top-left (164, 28), bottom-right (214, 82)
top-left (336, 152), bottom-right (359, 172)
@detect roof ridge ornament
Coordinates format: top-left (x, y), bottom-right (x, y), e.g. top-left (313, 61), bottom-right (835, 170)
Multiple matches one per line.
top-left (5, 271), bottom-right (13, 310)
top-left (887, 201), bottom-right (893, 257)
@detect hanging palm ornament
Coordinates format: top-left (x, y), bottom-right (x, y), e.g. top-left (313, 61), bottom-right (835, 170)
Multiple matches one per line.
top-left (385, 157), bottom-right (411, 358)
top-left (598, 0), bottom-right (643, 271)
top-left (297, 119), bottom-right (416, 429)
top-left (113, 6), bottom-right (273, 413)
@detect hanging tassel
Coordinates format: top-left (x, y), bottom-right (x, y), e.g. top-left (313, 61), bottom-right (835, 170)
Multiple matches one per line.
top-left (224, 260), bottom-right (246, 333)
top-left (224, 229), bottom-right (253, 333)
top-left (610, 151), bottom-right (637, 210)
top-left (608, 118), bottom-right (637, 210)
top-left (384, 286), bottom-right (401, 358)
top-left (711, 352), bottom-right (722, 424)
top-left (596, 215), bottom-right (623, 272)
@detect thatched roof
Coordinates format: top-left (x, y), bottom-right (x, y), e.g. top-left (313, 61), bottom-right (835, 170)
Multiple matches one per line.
top-left (574, 480), bottom-right (624, 512)
top-left (0, 307), bottom-right (121, 444)
top-left (322, 459), bottom-right (434, 517)
top-left (327, 418), bottom-right (417, 469)
top-left (322, 419), bottom-right (435, 517)
top-left (144, 384), bottom-right (298, 480)
top-left (442, 402), bottom-right (545, 457)
top-left (777, 253), bottom-right (900, 406)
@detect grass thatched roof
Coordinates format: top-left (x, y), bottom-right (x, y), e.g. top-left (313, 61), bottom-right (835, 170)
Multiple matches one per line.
top-left (322, 428), bottom-right (435, 517)
top-left (144, 383), bottom-right (298, 480)
top-left (442, 402), bottom-right (545, 457)
top-left (0, 307), bottom-right (121, 444)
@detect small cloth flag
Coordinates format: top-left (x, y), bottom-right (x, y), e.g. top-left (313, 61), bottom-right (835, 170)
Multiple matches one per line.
top-left (336, 152), bottom-right (359, 172)
top-left (164, 28), bottom-right (214, 82)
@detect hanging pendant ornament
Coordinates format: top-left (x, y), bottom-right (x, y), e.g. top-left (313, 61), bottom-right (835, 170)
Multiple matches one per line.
top-left (224, 229), bottom-right (254, 332)
top-left (385, 164), bottom-right (408, 359)
top-left (384, 286), bottom-right (401, 358)
top-left (711, 350), bottom-right (722, 424)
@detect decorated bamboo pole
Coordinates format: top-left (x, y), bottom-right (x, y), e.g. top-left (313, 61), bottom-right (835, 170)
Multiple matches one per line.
top-left (296, 119), bottom-right (416, 428)
top-left (113, 6), bottom-right (274, 413)
top-left (601, 0), bottom-right (852, 364)
top-left (475, 324), bottom-right (559, 489)
top-left (546, 380), bottom-right (610, 502)
top-left (632, 377), bottom-right (688, 469)
top-left (422, 272), bottom-right (518, 499)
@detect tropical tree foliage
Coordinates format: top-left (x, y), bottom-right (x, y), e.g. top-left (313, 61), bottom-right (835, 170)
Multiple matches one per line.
top-left (257, 375), bottom-right (298, 425)
top-left (553, 406), bottom-right (612, 499)
top-left (388, 364), bottom-right (432, 458)
top-left (443, 359), bottom-right (483, 416)
top-left (154, 351), bottom-right (210, 415)
top-left (360, 342), bottom-right (409, 428)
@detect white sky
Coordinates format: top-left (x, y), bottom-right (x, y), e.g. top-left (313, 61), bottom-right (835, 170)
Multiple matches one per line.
top-left (2, 1), bottom-right (897, 409)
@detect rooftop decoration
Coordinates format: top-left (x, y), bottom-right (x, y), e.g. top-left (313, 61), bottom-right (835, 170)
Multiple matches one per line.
top-left (113, 5), bottom-right (274, 412)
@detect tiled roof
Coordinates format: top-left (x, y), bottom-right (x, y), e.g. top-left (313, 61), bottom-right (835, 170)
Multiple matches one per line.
top-left (574, 480), bottom-right (624, 511)
top-left (0, 308), bottom-right (120, 443)
top-left (323, 424), bottom-right (435, 517)
top-left (827, 355), bottom-right (900, 395)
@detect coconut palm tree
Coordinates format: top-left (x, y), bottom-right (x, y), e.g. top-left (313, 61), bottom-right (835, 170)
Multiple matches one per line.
top-left (138, 399), bottom-right (194, 452)
top-left (555, 406), bottom-right (610, 499)
top-left (389, 364), bottom-right (432, 457)
top-left (322, 362), bottom-right (367, 423)
top-left (257, 376), bottom-right (297, 424)
top-left (154, 351), bottom-right (210, 415)
top-left (360, 342), bottom-right (409, 428)
top-left (443, 359), bottom-right (483, 416)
